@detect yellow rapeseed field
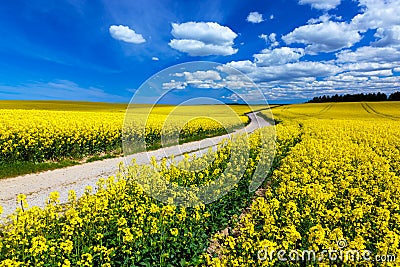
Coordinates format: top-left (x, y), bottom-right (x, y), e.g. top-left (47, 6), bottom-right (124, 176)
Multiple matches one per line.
top-left (206, 102), bottom-right (400, 266)
top-left (0, 101), bottom-right (251, 163)
top-left (0, 127), bottom-right (280, 267)
top-left (0, 101), bottom-right (399, 266)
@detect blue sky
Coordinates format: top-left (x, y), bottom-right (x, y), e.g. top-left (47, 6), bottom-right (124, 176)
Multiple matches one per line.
top-left (0, 0), bottom-right (399, 104)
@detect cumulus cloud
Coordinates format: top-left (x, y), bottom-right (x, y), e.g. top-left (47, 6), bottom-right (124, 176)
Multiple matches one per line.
top-left (225, 60), bottom-right (340, 82)
top-left (326, 74), bottom-right (369, 82)
top-left (162, 69), bottom-right (255, 90)
top-left (259, 33), bottom-right (279, 48)
top-left (165, 1), bottom-right (400, 101)
top-left (343, 62), bottom-right (397, 72)
top-left (168, 22), bottom-right (238, 56)
top-left (246, 12), bottom-right (264, 23)
top-left (298, 0), bottom-right (341, 10)
top-left (282, 21), bottom-right (362, 54)
top-left (282, 0), bottom-right (400, 55)
top-left (307, 14), bottom-right (342, 24)
top-left (182, 70), bottom-right (222, 81)
top-left (163, 70), bottom-right (222, 90)
top-left (336, 46), bottom-right (400, 63)
top-left (223, 60), bottom-right (257, 74)
top-left (268, 33), bottom-right (279, 47)
top-left (254, 47), bottom-right (305, 66)
top-left (170, 22), bottom-right (237, 45)
top-left (109, 25), bottom-right (146, 44)
top-left (351, 0), bottom-right (400, 32)
top-left (258, 74), bottom-right (400, 101)
top-left (169, 39), bottom-right (237, 56)
top-left (162, 59), bottom-right (399, 101)
top-left (373, 26), bottom-right (400, 47)
top-left (162, 79), bottom-right (187, 90)
top-left (346, 69), bottom-right (393, 77)
top-left (152, 57), bottom-right (159, 61)
top-left (259, 34), bottom-right (268, 42)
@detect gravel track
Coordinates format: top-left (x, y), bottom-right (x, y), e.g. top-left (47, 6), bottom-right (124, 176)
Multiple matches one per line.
top-left (0, 112), bottom-right (270, 217)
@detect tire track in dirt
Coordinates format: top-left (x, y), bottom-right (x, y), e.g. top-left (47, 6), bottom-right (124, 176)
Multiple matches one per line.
top-left (361, 102), bottom-right (398, 120)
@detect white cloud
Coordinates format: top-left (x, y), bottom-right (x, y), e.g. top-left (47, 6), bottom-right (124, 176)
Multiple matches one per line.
top-left (225, 60), bottom-right (340, 82)
top-left (373, 26), bottom-right (400, 47)
top-left (351, 0), bottom-right (400, 32)
top-left (164, 1), bottom-right (400, 100)
top-left (170, 22), bottom-right (237, 45)
top-left (109, 25), bottom-right (146, 44)
top-left (259, 33), bottom-right (279, 48)
top-left (258, 74), bottom-right (400, 100)
top-left (299, 0), bottom-right (341, 10)
top-left (163, 71), bottom-right (221, 90)
top-left (343, 62), bottom-right (397, 72)
top-left (345, 69), bottom-right (393, 77)
top-left (182, 70), bottom-right (222, 81)
top-left (254, 47), bottom-right (305, 66)
top-left (223, 76), bottom-right (256, 90)
top-left (326, 74), bottom-right (369, 82)
top-left (224, 60), bottom-right (257, 74)
top-left (259, 34), bottom-right (268, 42)
top-left (185, 71), bottom-right (236, 89)
top-left (169, 39), bottom-right (237, 56)
top-left (270, 14), bottom-right (274, 20)
top-left (159, 59), bottom-right (399, 101)
top-left (246, 12), bottom-right (264, 23)
top-left (162, 70), bottom-right (254, 90)
top-left (152, 57), bottom-right (159, 61)
top-left (336, 46), bottom-right (400, 63)
top-left (168, 22), bottom-right (238, 56)
top-left (162, 79), bottom-right (187, 90)
top-left (255, 61), bottom-right (340, 81)
top-left (307, 14), bottom-right (342, 24)
top-left (282, 21), bottom-right (362, 54)
top-left (268, 33), bottom-right (279, 47)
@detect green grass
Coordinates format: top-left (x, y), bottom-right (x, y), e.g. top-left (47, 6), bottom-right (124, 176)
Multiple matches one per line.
top-left (84, 154), bottom-right (118, 163)
top-left (0, 129), bottom-right (231, 179)
top-left (0, 160), bottom-right (79, 179)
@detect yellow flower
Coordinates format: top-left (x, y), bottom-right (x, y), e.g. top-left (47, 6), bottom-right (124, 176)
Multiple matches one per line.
top-left (29, 236), bottom-right (48, 256)
top-left (61, 259), bottom-right (71, 267)
top-left (77, 253), bottom-right (93, 267)
top-left (60, 240), bottom-right (74, 254)
top-left (123, 228), bottom-right (134, 243)
top-left (48, 191), bottom-right (60, 204)
top-left (170, 228), bottom-right (179, 237)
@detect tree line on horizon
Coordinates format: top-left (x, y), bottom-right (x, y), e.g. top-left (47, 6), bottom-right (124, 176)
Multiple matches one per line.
top-left (307, 91), bottom-right (400, 103)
